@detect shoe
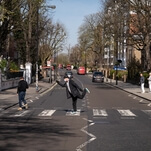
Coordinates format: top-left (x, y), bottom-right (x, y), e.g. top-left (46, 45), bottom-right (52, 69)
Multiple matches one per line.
top-left (72, 111), bottom-right (77, 114)
top-left (23, 104), bottom-right (28, 109)
top-left (18, 107), bottom-right (22, 111)
top-left (24, 104), bottom-right (28, 109)
top-left (85, 88), bottom-right (90, 93)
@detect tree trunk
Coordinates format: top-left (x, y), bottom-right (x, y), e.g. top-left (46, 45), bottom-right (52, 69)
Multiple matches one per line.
top-left (141, 49), bottom-right (146, 71)
top-left (145, 35), bottom-right (151, 71)
top-left (26, 1), bottom-right (32, 63)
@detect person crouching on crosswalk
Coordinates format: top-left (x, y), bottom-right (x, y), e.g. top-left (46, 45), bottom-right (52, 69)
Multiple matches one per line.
top-left (56, 75), bottom-right (90, 113)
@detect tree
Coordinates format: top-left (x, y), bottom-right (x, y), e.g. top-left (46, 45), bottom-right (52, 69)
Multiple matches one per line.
top-left (77, 12), bottom-right (104, 69)
top-left (126, 0), bottom-right (151, 71)
top-left (69, 45), bottom-right (81, 67)
top-left (0, 0), bottom-right (19, 55)
top-left (102, 0), bottom-right (129, 68)
top-left (39, 21), bottom-right (67, 67)
top-left (57, 53), bottom-right (69, 66)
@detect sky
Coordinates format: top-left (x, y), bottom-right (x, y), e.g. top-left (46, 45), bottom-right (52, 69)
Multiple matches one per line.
top-left (47, 0), bottom-right (101, 48)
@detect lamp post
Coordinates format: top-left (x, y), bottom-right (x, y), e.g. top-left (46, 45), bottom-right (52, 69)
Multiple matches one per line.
top-left (49, 59), bottom-right (52, 83)
top-left (115, 59), bottom-right (122, 85)
top-left (36, 4), bottom-right (56, 91)
top-left (84, 50), bottom-right (87, 74)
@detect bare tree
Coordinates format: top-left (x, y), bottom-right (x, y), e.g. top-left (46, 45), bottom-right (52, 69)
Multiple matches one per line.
top-left (103, 0), bottom-right (129, 66)
top-left (126, 0), bottom-right (151, 71)
top-left (69, 45), bottom-right (81, 67)
top-left (102, 0), bottom-right (151, 71)
top-left (77, 12), bottom-right (104, 69)
top-left (39, 21), bottom-right (67, 67)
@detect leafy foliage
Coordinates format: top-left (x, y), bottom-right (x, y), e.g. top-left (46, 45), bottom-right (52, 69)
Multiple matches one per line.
top-left (0, 59), bottom-right (7, 72)
top-left (0, 59), bottom-right (19, 73)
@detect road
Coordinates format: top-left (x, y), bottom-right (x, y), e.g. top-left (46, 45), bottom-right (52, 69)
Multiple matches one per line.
top-left (0, 69), bottom-right (151, 151)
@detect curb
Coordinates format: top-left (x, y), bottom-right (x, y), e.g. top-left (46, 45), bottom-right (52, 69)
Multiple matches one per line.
top-left (2, 81), bottom-right (57, 110)
top-left (106, 82), bottom-right (151, 102)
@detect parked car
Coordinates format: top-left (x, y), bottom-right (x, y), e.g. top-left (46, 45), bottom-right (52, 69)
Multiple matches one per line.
top-left (77, 66), bottom-right (85, 75)
top-left (65, 71), bottom-right (73, 78)
top-left (92, 71), bottom-right (104, 82)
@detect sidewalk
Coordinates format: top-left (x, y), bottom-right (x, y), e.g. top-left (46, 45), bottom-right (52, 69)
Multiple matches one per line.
top-left (0, 78), bottom-right (56, 110)
top-left (105, 77), bottom-right (151, 101)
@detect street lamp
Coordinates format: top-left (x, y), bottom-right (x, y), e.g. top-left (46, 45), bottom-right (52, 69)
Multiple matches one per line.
top-left (115, 59), bottom-right (122, 85)
top-left (36, 4), bottom-right (56, 91)
top-left (84, 50), bottom-right (87, 74)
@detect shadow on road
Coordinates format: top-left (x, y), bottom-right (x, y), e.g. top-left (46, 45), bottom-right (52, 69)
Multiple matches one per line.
top-left (0, 117), bottom-right (76, 151)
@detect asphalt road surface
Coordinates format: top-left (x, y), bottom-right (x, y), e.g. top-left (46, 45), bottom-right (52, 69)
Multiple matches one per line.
top-left (0, 69), bottom-right (151, 151)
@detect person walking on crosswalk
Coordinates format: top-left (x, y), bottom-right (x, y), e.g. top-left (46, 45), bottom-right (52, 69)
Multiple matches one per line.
top-left (56, 75), bottom-right (90, 113)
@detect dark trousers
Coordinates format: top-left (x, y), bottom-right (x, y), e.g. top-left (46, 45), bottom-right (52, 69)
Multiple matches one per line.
top-left (72, 97), bottom-right (77, 111)
top-left (18, 91), bottom-right (27, 107)
top-left (71, 89), bottom-right (86, 111)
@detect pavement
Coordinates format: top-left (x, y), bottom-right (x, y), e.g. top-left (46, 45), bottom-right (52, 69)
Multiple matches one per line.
top-left (0, 77), bottom-right (56, 110)
top-left (0, 74), bottom-right (151, 111)
top-left (104, 77), bottom-right (151, 101)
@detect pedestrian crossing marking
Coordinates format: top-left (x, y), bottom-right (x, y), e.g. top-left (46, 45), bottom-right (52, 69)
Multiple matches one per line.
top-left (12, 110), bottom-right (30, 117)
top-left (3, 108), bottom-right (151, 119)
top-left (93, 109), bottom-right (108, 116)
top-left (38, 110), bottom-right (56, 116)
top-left (66, 109), bottom-right (81, 116)
top-left (117, 109), bottom-right (136, 117)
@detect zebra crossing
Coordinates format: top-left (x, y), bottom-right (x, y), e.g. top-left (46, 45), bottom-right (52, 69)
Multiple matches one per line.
top-left (1, 108), bottom-right (151, 119)
top-left (93, 109), bottom-right (108, 117)
top-left (38, 110), bottom-right (56, 116)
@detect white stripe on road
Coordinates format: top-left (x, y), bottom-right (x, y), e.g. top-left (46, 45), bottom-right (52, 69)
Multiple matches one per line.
top-left (30, 99), bottom-right (33, 102)
top-left (76, 119), bottom-right (96, 151)
top-left (66, 109), bottom-right (81, 116)
top-left (139, 99), bottom-right (144, 103)
top-left (40, 83), bottom-right (57, 96)
top-left (38, 110), bottom-right (56, 116)
top-left (93, 109), bottom-right (108, 116)
top-left (13, 110), bottom-right (30, 117)
top-left (148, 103), bottom-right (151, 107)
top-left (117, 109), bottom-right (136, 117)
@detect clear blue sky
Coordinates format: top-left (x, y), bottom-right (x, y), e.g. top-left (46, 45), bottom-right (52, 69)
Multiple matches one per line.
top-left (47, 0), bottom-right (101, 47)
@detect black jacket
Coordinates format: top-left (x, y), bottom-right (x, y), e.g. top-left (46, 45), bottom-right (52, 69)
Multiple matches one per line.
top-left (56, 79), bottom-right (84, 99)
top-left (17, 80), bottom-right (28, 93)
top-left (140, 76), bottom-right (145, 84)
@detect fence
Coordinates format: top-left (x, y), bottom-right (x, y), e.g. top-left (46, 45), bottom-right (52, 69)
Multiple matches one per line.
top-left (0, 70), bottom-right (23, 91)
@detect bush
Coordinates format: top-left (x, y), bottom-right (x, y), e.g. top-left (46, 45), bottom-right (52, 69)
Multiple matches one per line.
top-left (0, 59), bottom-right (19, 73)
top-left (110, 70), bottom-right (115, 78)
top-left (0, 59), bottom-right (7, 72)
top-left (10, 62), bottom-right (19, 71)
top-left (117, 70), bottom-right (128, 80)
